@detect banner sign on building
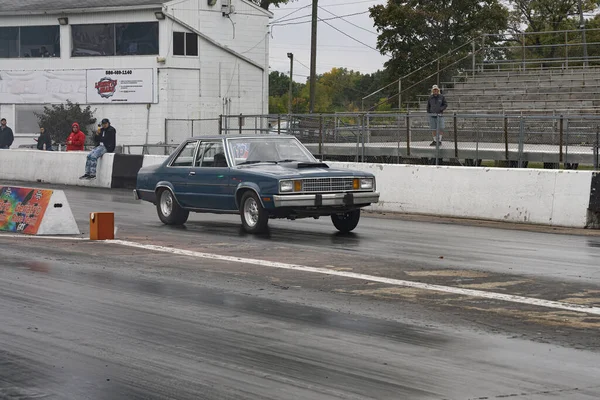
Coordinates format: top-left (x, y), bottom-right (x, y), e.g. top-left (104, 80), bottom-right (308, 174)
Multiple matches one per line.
top-left (86, 68), bottom-right (154, 103)
top-left (0, 186), bottom-right (53, 234)
top-left (0, 70), bottom-right (87, 104)
top-left (0, 68), bottom-right (155, 104)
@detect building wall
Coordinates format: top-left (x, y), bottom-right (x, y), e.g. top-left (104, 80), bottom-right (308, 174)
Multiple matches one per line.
top-left (0, 4), bottom-right (269, 149)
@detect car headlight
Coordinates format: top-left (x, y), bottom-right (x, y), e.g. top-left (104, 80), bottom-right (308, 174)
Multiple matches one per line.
top-left (360, 178), bottom-right (374, 190)
top-left (280, 180), bottom-right (293, 192)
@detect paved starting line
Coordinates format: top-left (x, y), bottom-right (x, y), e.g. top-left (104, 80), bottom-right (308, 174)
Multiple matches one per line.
top-left (107, 239), bottom-right (600, 317)
top-left (2, 233), bottom-right (600, 316)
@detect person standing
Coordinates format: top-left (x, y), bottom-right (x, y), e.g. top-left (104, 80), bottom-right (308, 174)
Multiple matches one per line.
top-left (80, 118), bottom-right (116, 180)
top-left (66, 122), bottom-right (85, 151)
top-left (36, 127), bottom-right (53, 151)
top-left (427, 85), bottom-right (448, 146)
top-left (0, 118), bottom-right (14, 149)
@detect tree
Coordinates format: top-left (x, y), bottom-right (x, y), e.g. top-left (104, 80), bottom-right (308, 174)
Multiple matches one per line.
top-left (35, 101), bottom-right (97, 145)
top-left (252, 0), bottom-right (295, 11)
top-left (269, 71), bottom-right (291, 97)
top-left (370, 0), bottom-right (509, 105)
top-left (508, 0), bottom-right (599, 33)
top-left (506, 1), bottom-right (600, 65)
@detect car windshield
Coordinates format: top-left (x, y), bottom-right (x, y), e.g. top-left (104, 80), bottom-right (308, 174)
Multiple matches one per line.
top-left (227, 137), bottom-right (316, 166)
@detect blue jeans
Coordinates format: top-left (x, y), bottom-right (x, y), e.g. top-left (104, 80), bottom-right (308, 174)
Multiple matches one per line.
top-left (85, 145), bottom-right (107, 176)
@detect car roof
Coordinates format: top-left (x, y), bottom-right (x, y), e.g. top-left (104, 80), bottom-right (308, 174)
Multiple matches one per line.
top-left (187, 134), bottom-right (296, 141)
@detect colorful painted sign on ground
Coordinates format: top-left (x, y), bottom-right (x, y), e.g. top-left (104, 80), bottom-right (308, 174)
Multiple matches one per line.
top-left (0, 187), bottom-right (54, 234)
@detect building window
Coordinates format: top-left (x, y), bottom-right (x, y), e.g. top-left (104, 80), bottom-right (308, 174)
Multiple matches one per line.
top-left (116, 22), bottom-right (159, 55)
top-left (0, 26), bottom-right (59, 58)
top-left (173, 32), bottom-right (198, 56)
top-left (72, 22), bottom-right (159, 57)
top-left (20, 26), bottom-right (60, 58)
top-left (16, 105), bottom-right (45, 134)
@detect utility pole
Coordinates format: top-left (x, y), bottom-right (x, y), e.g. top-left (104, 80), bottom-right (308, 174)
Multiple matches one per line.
top-left (309, 0), bottom-right (318, 113)
top-left (287, 52), bottom-right (293, 115)
top-left (579, 0), bottom-right (588, 67)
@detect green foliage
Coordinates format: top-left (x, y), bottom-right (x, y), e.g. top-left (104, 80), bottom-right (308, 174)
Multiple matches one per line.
top-left (252, 0), bottom-right (295, 10)
top-left (505, 1), bottom-right (600, 66)
top-left (35, 101), bottom-right (97, 144)
top-left (369, 0), bottom-right (509, 105)
top-left (268, 68), bottom-right (392, 113)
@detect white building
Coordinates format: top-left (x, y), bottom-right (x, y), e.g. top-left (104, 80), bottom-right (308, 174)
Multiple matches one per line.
top-left (0, 0), bottom-right (272, 150)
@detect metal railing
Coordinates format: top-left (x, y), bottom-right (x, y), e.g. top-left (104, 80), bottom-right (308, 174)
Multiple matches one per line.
top-left (362, 27), bottom-right (600, 112)
top-left (160, 113), bottom-right (599, 169)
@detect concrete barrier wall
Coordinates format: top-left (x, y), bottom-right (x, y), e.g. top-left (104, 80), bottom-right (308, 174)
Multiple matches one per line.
top-left (328, 162), bottom-right (593, 228)
top-left (1, 151), bottom-right (596, 228)
top-left (0, 150), bottom-right (114, 188)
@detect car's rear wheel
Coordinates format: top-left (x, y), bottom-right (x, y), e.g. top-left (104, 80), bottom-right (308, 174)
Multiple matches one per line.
top-left (331, 209), bottom-right (360, 233)
top-left (240, 191), bottom-right (269, 234)
top-left (156, 188), bottom-right (189, 225)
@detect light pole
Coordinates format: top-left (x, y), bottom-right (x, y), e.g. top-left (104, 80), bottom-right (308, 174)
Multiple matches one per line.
top-left (578, 0), bottom-right (588, 67)
top-left (309, 0), bottom-right (318, 113)
top-left (287, 52), bottom-right (293, 115)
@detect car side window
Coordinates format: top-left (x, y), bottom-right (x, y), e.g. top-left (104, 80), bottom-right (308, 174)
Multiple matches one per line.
top-left (170, 141), bottom-right (198, 167)
top-left (195, 141), bottom-right (228, 168)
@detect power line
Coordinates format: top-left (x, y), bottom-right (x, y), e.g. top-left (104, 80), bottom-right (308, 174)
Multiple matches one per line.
top-left (271, 11), bottom-right (369, 26)
top-left (318, 6), bottom-right (377, 35)
top-left (295, 58), bottom-right (311, 70)
top-left (273, 0), bottom-right (380, 11)
top-left (319, 18), bottom-right (379, 51)
top-left (271, 4), bottom-right (312, 23)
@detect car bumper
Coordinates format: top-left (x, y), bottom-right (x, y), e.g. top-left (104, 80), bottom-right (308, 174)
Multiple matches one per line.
top-left (272, 192), bottom-right (380, 208)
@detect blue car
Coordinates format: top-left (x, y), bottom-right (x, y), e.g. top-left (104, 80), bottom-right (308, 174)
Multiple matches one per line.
top-left (134, 135), bottom-right (380, 233)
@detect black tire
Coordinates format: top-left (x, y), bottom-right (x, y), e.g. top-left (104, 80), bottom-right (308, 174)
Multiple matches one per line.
top-left (156, 188), bottom-right (189, 225)
top-left (331, 209), bottom-right (360, 233)
top-left (239, 191), bottom-right (269, 234)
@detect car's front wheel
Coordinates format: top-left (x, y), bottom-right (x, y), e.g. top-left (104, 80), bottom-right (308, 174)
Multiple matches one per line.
top-left (331, 209), bottom-right (360, 233)
top-left (156, 188), bottom-right (189, 225)
top-left (240, 191), bottom-right (269, 234)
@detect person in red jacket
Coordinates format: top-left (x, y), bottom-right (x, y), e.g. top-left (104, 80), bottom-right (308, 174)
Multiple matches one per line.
top-left (66, 122), bottom-right (85, 151)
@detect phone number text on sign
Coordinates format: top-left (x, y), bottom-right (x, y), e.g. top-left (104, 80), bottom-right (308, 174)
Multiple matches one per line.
top-left (105, 70), bottom-right (133, 75)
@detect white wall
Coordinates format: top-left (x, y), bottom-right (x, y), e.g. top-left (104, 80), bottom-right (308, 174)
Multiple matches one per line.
top-left (0, 150), bottom-right (113, 188)
top-left (328, 162), bottom-right (593, 228)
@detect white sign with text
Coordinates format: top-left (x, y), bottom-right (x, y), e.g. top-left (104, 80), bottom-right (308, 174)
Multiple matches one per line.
top-left (0, 68), bottom-right (156, 104)
top-left (86, 68), bottom-right (155, 104)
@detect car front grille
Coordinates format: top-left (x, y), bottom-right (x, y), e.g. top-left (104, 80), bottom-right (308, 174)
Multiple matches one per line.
top-left (302, 177), bottom-right (355, 193)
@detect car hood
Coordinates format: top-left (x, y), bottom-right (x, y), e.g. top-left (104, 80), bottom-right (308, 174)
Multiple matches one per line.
top-left (236, 162), bottom-right (371, 178)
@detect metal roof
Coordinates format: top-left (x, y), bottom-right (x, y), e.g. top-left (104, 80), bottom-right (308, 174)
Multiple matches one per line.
top-left (0, 0), bottom-right (163, 13)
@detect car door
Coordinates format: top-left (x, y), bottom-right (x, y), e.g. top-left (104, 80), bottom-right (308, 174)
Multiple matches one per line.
top-left (186, 140), bottom-right (235, 210)
top-left (166, 140), bottom-right (199, 208)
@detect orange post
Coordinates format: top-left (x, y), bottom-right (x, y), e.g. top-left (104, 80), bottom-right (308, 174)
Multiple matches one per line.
top-left (90, 212), bottom-right (114, 240)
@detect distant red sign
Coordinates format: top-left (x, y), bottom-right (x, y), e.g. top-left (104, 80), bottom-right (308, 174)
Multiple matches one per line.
top-left (95, 77), bottom-right (118, 98)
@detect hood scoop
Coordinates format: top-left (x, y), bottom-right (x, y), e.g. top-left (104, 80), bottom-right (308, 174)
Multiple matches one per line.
top-left (294, 162), bottom-right (329, 168)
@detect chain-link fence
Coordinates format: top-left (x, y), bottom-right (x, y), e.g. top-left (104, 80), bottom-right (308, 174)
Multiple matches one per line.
top-left (143, 113), bottom-right (599, 168)
top-left (212, 113), bottom-right (600, 169)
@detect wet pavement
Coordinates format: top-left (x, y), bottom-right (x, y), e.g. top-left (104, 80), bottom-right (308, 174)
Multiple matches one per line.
top-left (1, 182), bottom-right (600, 399)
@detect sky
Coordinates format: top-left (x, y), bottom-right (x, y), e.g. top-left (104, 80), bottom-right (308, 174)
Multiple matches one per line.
top-left (267, 0), bottom-right (390, 82)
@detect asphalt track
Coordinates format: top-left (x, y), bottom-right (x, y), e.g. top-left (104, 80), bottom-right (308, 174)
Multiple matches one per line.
top-left (1, 182), bottom-right (600, 400)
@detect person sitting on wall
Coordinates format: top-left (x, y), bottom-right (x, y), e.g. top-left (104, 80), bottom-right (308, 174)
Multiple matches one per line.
top-left (35, 127), bottom-right (53, 151)
top-left (66, 122), bottom-right (85, 151)
top-left (79, 118), bottom-right (116, 180)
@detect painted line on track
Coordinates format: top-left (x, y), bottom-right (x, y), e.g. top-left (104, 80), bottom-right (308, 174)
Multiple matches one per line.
top-left (2, 233), bottom-right (599, 316)
top-left (106, 239), bottom-right (600, 316)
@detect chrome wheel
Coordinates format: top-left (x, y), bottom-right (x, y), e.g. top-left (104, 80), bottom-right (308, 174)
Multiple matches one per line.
top-left (160, 190), bottom-right (173, 217)
top-left (243, 197), bottom-right (259, 228)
